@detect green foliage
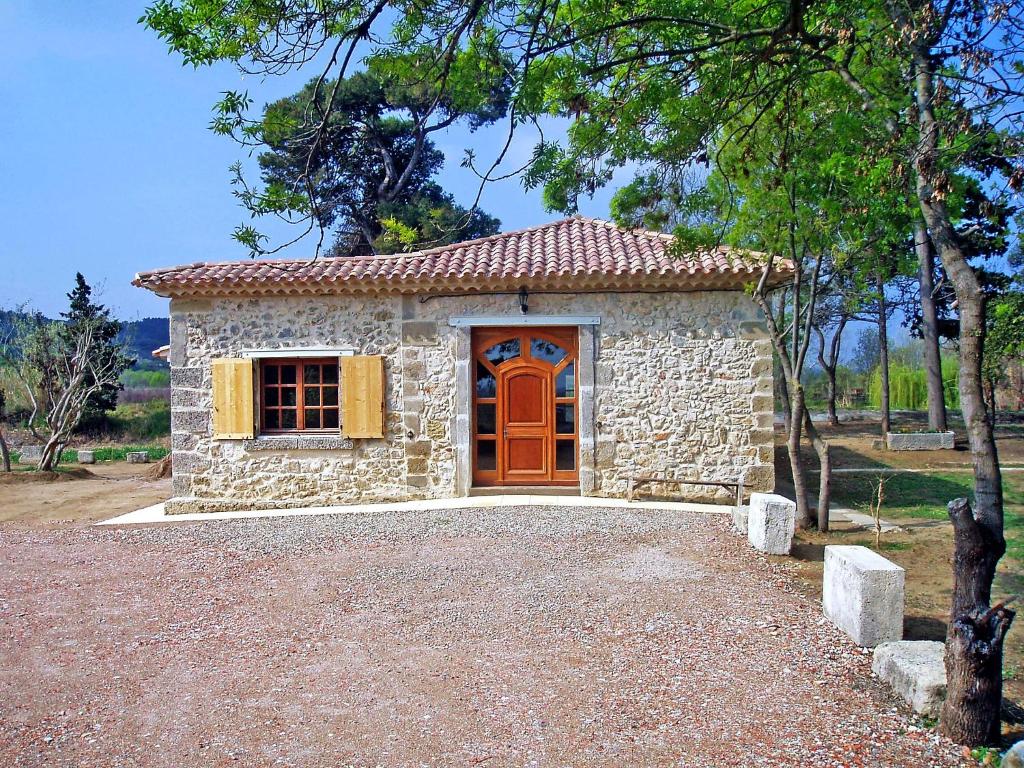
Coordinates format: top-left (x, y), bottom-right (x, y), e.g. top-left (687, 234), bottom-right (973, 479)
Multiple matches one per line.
top-left (254, 68), bottom-right (505, 255)
top-left (119, 369), bottom-right (171, 388)
top-left (11, 444), bottom-right (169, 464)
top-left (868, 356), bottom-right (961, 411)
top-left (102, 403), bottom-right (171, 438)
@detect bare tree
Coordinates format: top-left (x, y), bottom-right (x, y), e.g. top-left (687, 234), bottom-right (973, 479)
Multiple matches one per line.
top-left (3, 314), bottom-right (129, 472)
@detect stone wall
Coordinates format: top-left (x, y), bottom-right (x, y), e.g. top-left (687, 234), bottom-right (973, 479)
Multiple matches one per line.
top-left (166, 290), bottom-right (774, 512)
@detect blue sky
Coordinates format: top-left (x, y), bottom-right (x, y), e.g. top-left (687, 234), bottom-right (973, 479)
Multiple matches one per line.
top-left (0, 1), bottom-right (618, 320)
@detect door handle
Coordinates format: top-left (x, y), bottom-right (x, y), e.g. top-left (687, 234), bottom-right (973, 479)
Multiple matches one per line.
top-left (503, 425), bottom-right (508, 438)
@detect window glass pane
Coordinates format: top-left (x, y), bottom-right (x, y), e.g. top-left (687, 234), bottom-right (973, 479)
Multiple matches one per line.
top-left (530, 338), bottom-right (566, 365)
top-left (555, 404), bottom-right (575, 434)
top-left (281, 410), bottom-right (297, 429)
top-left (280, 365), bottom-right (297, 385)
top-left (484, 338), bottom-right (520, 366)
top-left (323, 387), bottom-right (338, 406)
top-left (556, 362), bottom-right (575, 398)
top-left (304, 387), bottom-right (320, 407)
top-left (476, 361), bottom-right (496, 398)
top-left (476, 403), bottom-right (496, 435)
top-left (264, 366), bottom-right (279, 385)
top-left (264, 410), bottom-right (279, 430)
top-left (477, 440), bottom-right (496, 471)
top-left (556, 440), bottom-right (576, 470)
top-left (264, 387), bottom-right (279, 407)
top-left (305, 410), bottom-right (321, 429)
top-left (323, 409), bottom-right (339, 429)
top-left (282, 388), bottom-right (297, 407)
top-left (304, 365), bottom-right (321, 384)
top-left (322, 365), bottom-right (339, 385)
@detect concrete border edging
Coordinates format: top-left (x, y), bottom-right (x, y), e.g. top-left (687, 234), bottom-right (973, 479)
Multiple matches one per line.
top-left (98, 496), bottom-right (735, 527)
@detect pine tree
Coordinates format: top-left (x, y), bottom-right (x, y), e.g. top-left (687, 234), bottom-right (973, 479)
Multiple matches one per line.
top-left (59, 274), bottom-right (134, 429)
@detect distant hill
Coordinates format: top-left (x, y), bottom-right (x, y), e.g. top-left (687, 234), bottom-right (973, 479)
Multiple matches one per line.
top-left (120, 317), bottom-right (170, 369)
top-left (0, 310), bottom-right (169, 370)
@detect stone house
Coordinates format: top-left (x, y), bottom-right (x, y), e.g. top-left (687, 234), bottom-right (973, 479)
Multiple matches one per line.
top-left (133, 216), bottom-right (792, 513)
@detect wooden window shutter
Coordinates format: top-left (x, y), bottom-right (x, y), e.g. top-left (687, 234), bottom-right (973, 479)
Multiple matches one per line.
top-left (341, 355), bottom-right (385, 438)
top-left (211, 358), bottom-right (255, 439)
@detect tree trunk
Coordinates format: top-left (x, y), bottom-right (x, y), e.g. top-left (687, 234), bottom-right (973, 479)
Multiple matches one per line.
top-left (877, 271), bottom-right (891, 437)
top-left (786, 383), bottom-right (813, 529)
top-left (941, 499), bottom-right (1014, 745)
top-left (825, 369), bottom-right (839, 427)
top-left (916, 220), bottom-right (948, 431)
top-left (803, 408), bottom-right (831, 531)
top-left (37, 436), bottom-right (63, 472)
top-left (0, 427), bottom-right (10, 473)
top-left (912, 46), bottom-right (1009, 747)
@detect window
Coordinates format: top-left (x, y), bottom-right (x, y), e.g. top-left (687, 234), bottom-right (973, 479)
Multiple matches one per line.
top-left (260, 358), bottom-right (339, 432)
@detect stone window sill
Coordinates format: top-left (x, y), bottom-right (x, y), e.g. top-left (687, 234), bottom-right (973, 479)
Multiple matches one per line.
top-left (242, 435), bottom-right (354, 451)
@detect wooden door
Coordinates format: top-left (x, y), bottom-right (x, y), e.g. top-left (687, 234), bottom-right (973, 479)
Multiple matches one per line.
top-left (472, 327), bottom-right (579, 487)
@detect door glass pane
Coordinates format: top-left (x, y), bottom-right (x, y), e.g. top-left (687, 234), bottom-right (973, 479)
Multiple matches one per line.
top-left (282, 388), bottom-right (297, 406)
top-left (322, 364), bottom-right (339, 384)
top-left (305, 410), bottom-right (321, 429)
top-left (304, 387), bottom-right (320, 407)
top-left (281, 410), bottom-right (297, 429)
top-left (556, 440), bottom-right (576, 470)
top-left (476, 361), bottom-right (496, 398)
top-left (264, 410), bottom-right (279, 429)
top-left (304, 365), bottom-right (321, 384)
top-left (323, 409), bottom-right (339, 429)
top-left (476, 403), bottom-right (496, 435)
top-left (530, 338), bottom-right (566, 365)
top-left (264, 366), bottom-right (279, 385)
top-left (477, 440), bottom-right (496, 470)
top-left (556, 362), bottom-right (575, 398)
top-left (323, 387), bottom-right (338, 406)
top-left (555, 404), bottom-right (575, 434)
top-left (484, 338), bottom-right (520, 366)
top-left (280, 365), bottom-right (297, 385)
top-left (264, 387), bottom-right (279, 407)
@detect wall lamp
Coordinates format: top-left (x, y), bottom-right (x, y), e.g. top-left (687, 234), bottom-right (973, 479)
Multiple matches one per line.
top-left (518, 286), bottom-right (529, 314)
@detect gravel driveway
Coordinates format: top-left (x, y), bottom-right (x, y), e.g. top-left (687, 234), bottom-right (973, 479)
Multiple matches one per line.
top-left (0, 507), bottom-right (963, 767)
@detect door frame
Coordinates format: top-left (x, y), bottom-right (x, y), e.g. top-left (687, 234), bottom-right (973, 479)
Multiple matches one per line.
top-left (471, 326), bottom-right (579, 487)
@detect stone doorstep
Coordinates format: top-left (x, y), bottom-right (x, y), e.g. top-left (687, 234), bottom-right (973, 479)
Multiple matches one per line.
top-left (872, 641), bottom-right (946, 718)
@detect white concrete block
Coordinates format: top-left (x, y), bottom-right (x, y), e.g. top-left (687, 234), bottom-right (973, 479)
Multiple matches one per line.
top-left (872, 641), bottom-right (946, 717)
top-left (747, 493), bottom-right (796, 555)
top-left (886, 431), bottom-right (955, 450)
top-left (126, 451), bottom-right (150, 464)
top-left (77, 450), bottom-right (96, 464)
top-left (823, 545), bottom-right (904, 647)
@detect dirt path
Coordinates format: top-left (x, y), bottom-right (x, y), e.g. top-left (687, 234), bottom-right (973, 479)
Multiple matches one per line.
top-left (0, 509), bottom-right (962, 767)
top-left (0, 463), bottom-right (170, 526)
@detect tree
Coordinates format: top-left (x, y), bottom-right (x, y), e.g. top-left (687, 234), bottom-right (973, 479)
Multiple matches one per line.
top-left (2, 278), bottom-right (133, 471)
top-left (62, 274), bottom-right (129, 430)
top-left (145, 3), bottom-right (513, 256)
top-left (256, 70), bottom-right (504, 255)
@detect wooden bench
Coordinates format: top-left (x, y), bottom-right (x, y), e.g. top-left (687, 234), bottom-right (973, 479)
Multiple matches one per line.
top-left (627, 474), bottom-right (746, 507)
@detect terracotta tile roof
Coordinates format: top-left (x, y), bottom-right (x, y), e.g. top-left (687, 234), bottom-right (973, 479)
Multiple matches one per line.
top-left (133, 216), bottom-right (793, 297)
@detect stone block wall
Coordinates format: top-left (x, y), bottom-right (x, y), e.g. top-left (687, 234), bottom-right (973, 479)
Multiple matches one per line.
top-left (166, 289), bottom-right (775, 512)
